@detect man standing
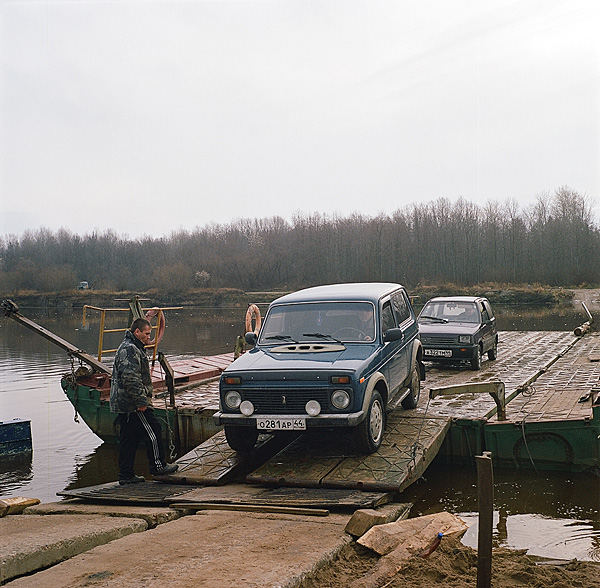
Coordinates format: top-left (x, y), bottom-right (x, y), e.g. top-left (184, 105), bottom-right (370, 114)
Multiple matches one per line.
top-left (110, 318), bottom-right (178, 484)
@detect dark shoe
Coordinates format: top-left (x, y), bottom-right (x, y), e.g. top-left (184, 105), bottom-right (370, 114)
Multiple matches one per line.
top-left (119, 475), bottom-right (145, 485)
top-left (151, 463), bottom-right (178, 476)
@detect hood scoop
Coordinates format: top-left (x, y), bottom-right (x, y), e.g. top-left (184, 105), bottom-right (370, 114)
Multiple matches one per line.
top-left (271, 343), bottom-right (346, 353)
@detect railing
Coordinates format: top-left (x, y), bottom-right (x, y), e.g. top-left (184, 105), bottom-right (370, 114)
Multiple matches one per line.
top-left (83, 305), bottom-right (182, 362)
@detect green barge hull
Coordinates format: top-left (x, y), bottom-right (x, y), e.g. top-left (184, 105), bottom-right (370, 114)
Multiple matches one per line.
top-left (61, 353), bottom-right (233, 451)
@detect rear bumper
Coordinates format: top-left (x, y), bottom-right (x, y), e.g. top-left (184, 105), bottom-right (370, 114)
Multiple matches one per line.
top-left (213, 411), bottom-right (365, 427)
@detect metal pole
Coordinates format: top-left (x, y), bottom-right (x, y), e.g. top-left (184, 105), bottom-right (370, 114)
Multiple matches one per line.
top-left (476, 451), bottom-right (493, 588)
top-left (98, 309), bottom-right (106, 361)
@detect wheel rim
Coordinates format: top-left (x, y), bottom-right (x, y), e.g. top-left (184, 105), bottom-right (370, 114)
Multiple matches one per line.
top-left (412, 368), bottom-right (420, 398)
top-left (369, 399), bottom-right (383, 444)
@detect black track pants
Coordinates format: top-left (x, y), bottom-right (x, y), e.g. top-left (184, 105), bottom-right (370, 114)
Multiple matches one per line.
top-left (116, 408), bottom-right (166, 478)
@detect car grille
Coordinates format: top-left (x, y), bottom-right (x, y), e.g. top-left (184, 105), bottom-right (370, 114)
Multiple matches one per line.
top-left (241, 388), bottom-right (333, 414)
top-left (421, 335), bottom-right (456, 345)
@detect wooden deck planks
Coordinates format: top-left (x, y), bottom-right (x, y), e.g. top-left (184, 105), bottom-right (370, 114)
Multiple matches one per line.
top-left (501, 332), bottom-right (600, 423)
top-left (420, 331), bottom-right (578, 421)
top-left (150, 353), bottom-right (234, 387)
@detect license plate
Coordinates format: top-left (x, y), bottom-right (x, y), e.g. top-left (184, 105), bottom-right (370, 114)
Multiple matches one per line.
top-left (256, 417), bottom-right (306, 431)
top-left (425, 349), bottom-right (453, 357)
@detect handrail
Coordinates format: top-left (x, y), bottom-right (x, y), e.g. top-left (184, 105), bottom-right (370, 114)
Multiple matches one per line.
top-left (83, 304), bottom-right (183, 361)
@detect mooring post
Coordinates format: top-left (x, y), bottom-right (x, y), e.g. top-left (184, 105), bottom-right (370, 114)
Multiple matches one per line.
top-left (476, 451), bottom-right (493, 588)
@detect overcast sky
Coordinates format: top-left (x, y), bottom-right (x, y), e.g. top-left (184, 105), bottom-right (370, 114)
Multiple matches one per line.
top-left (1, 0), bottom-right (599, 239)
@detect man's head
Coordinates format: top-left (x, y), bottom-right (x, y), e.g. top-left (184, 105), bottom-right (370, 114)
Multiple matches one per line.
top-left (131, 318), bottom-right (152, 346)
top-left (358, 309), bottom-right (372, 323)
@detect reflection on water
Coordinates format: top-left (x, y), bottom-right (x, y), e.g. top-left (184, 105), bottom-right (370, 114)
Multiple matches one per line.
top-left (495, 303), bottom-right (589, 332)
top-left (0, 303), bottom-right (598, 559)
top-left (402, 461), bottom-right (600, 561)
top-left (460, 512), bottom-right (600, 562)
top-left (0, 453), bottom-right (33, 490)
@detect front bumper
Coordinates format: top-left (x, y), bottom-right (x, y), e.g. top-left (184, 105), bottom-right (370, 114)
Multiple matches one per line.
top-left (422, 344), bottom-right (478, 360)
top-left (213, 410), bottom-right (365, 427)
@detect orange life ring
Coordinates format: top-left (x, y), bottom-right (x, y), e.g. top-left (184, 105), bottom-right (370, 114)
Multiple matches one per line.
top-left (145, 308), bottom-right (166, 346)
top-left (245, 304), bottom-right (262, 335)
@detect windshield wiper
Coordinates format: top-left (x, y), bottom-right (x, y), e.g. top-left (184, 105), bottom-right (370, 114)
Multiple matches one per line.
top-left (265, 334), bottom-right (298, 342)
top-left (302, 332), bottom-right (343, 344)
top-left (419, 315), bottom-right (449, 323)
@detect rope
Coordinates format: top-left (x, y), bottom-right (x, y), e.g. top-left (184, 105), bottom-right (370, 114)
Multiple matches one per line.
top-left (162, 396), bottom-right (177, 461)
top-left (155, 360), bottom-right (177, 461)
top-left (518, 383), bottom-right (539, 474)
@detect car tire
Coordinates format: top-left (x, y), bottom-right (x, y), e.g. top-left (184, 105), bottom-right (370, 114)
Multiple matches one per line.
top-left (401, 364), bottom-right (421, 409)
top-left (355, 391), bottom-right (385, 454)
top-left (224, 425), bottom-right (259, 452)
top-left (488, 339), bottom-right (498, 361)
top-left (471, 347), bottom-right (481, 370)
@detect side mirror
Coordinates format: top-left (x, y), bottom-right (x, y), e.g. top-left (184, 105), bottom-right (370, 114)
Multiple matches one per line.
top-left (383, 328), bottom-right (404, 342)
top-left (245, 332), bottom-right (258, 346)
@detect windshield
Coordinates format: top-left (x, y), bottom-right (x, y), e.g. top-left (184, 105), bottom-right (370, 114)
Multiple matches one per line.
top-left (419, 301), bottom-right (480, 323)
top-left (259, 301), bottom-right (376, 344)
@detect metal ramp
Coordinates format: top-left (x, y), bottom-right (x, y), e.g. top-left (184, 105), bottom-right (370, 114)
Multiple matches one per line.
top-left (170, 485), bottom-right (398, 510)
top-left (154, 411), bottom-right (451, 493)
top-left (58, 481), bottom-right (395, 511)
top-left (247, 413), bottom-right (451, 492)
top-left (58, 482), bottom-right (195, 504)
top-left (155, 430), bottom-right (298, 485)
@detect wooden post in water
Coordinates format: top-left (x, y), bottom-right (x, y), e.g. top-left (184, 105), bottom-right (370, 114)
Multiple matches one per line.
top-left (476, 451), bottom-right (494, 588)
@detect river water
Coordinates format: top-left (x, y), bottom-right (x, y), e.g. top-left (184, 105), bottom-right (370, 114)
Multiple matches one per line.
top-left (1, 302), bottom-right (599, 561)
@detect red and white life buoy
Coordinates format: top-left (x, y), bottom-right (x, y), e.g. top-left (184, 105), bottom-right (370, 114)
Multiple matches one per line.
top-left (245, 304), bottom-right (262, 335)
top-left (145, 307), bottom-right (166, 346)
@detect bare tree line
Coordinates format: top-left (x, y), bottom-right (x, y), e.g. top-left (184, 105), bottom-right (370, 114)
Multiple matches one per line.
top-left (0, 187), bottom-right (597, 293)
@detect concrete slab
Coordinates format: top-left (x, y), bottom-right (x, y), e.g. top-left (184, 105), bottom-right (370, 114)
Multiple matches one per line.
top-left (0, 514), bottom-right (147, 584)
top-left (5, 510), bottom-right (353, 588)
top-left (23, 499), bottom-right (182, 527)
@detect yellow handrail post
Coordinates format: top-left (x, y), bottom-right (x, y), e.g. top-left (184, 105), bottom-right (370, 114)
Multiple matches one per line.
top-left (98, 309), bottom-right (106, 361)
top-left (83, 303), bottom-right (182, 362)
top-left (150, 309), bottom-right (163, 364)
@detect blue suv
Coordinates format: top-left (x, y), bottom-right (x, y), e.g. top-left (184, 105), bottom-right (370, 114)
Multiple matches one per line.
top-left (214, 283), bottom-right (425, 453)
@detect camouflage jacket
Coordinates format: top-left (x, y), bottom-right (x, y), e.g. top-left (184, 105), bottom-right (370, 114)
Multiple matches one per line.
top-left (109, 330), bottom-right (153, 413)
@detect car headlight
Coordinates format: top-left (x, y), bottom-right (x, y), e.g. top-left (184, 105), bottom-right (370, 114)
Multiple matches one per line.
top-left (225, 390), bottom-right (242, 409)
top-left (331, 389), bottom-right (351, 409)
top-left (305, 400), bottom-right (321, 416)
top-left (240, 400), bottom-right (254, 416)
top-left (459, 335), bottom-right (472, 344)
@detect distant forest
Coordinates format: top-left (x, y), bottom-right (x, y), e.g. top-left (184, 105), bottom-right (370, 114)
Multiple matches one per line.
top-left (1, 187), bottom-right (597, 293)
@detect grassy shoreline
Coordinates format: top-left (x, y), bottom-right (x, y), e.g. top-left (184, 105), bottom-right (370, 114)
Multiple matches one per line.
top-left (2, 283), bottom-right (575, 310)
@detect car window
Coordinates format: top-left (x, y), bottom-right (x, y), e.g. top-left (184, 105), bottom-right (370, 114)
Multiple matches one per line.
top-left (483, 300), bottom-right (494, 320)
top-left (480, 302), bottom-right (490, 322)
top-left (420, 301), bottom-right (480, 323)
top-left (391, 291), bottom-right (411, 324)
top-left (381, 300), bottom-right (397, 333)
top-left (259, 301), bottom-right (376, 343)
